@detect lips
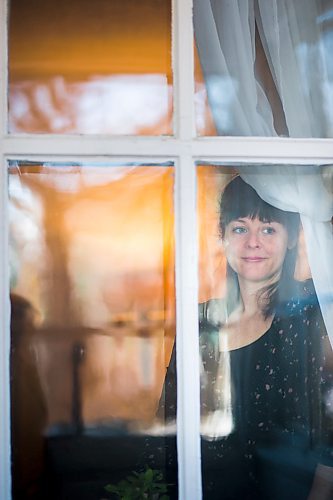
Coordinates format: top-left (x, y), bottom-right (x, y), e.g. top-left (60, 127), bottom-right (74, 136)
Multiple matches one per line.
top-left (242, 257), bottom-right (267, 262)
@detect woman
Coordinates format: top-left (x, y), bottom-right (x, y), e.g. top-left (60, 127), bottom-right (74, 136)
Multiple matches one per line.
top-left (161, 176), bottom-right (333, 499)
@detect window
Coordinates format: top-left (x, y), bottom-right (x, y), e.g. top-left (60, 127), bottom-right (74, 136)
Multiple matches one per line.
top-left (8, 0), bottom-right (172, 135)
top-left (1, 1), bottom-right (333, 499)
top-left (9, 161), bottom-right (177, 499)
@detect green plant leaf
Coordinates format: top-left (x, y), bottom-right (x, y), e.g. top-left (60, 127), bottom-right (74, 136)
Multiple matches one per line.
top-left (104, 484), bottom-right (120, 493)
top-left (145, 468), bottom-right (154, 481)
top-left (154, 484), bottom-right (167, 492)
top-left (103, 466), bottom-right (171, 499)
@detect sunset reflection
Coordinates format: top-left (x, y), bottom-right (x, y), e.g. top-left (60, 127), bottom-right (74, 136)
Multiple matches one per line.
top-left (9, 163), bottom-right (175, 431)
top-left (9, 0), bottom-right (172, 134)
top-left (9, 75), bottom-right (172, 135)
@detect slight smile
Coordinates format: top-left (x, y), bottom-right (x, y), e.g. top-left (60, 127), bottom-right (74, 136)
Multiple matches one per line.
top-left (242, 257), bottom-right (268, 262)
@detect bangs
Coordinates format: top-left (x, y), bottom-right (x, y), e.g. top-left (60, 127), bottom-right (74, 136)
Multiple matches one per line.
top-left (219, 176), bottom-right (300, 239)
top-left (224, 195), bottom-right (288, 225)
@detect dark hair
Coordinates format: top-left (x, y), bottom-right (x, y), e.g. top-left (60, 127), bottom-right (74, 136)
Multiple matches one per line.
top-left (219, 176), bottom-right (300, 318)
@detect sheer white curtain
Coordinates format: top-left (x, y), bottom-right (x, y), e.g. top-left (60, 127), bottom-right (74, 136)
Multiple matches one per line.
top-left (194, 0), bottom-right (333, 343)
top-left (256, 0), bottom-right (331, 137)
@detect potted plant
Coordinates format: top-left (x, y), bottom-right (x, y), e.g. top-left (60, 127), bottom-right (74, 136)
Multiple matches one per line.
top-left (103, 466), bottom-right (171, 500)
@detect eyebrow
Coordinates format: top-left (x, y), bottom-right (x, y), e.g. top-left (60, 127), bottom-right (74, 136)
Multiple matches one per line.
top-left (231, 218), bottom-right (247, 223)
top-left (231, 218), bottom-right (277, 225)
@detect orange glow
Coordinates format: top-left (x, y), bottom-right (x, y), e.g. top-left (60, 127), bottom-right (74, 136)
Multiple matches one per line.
top-left (9, 0), bottom-right (172, 134)
top-left (9, 0), bottom-right (171, 79)
top-left (194, 44), bottom-right (217, 136)
top-left (9, 164), bottom-right (175, 426)
top-left (197, 166), bottom-right (230, 302)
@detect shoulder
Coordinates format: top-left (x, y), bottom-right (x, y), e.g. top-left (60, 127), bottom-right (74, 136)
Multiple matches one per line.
top-left (276, 279), bottom-right (328, 343)
top-left (199, 298), bottom-right (226, 328)
top-left (198, 299), bottom-right (225, 361)
top-left (296, 279), bottom-right (320, 306)
top-left (277, 279), bottom-right (320, 317)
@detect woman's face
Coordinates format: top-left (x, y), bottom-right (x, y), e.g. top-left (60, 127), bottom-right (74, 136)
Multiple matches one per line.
top-left (223, 217), bottom-right (290, 286)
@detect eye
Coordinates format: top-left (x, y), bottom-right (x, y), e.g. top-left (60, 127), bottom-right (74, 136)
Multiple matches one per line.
top-left (232, 226), bottom-right (247, 234)
top-left (262, 226), bottom-right (276, 235)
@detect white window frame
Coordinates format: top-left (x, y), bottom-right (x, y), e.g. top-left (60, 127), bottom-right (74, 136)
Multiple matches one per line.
top-left (1, 0), bottom-right (333, 498)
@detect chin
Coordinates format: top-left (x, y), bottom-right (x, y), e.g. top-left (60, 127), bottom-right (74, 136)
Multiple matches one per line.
top-left (239, 271), bottom-right (281, 285)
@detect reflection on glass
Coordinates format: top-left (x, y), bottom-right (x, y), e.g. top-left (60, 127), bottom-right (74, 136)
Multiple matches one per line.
top-left (9, 162), bottom-right (177, 499)
top-left (197, 165), bottom-right (333, 498)
top-left (194, 0), bottom-right (333, 137)
top-left (9, 0), bottom-right (172, 135)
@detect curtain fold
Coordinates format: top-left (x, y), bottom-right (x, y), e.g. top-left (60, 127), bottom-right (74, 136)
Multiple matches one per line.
top-left (257, 0), bottom-right (330, 137)
top-left (240, 165), bottom-right (333, 342)
top-left (194, 0), bottom-right (333, 344)
top-left (193, 0), bottom-right (276, 135)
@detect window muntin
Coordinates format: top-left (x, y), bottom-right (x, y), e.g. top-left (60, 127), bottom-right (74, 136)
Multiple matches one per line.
top-left (9, 161), bottom-right (177, 499)
top-left (8, 0), bottom-right (172, 135)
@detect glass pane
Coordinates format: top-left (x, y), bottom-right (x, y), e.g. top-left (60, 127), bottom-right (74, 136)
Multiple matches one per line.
top-left (9, 0), bottom-right (172, 135)
top-left (9, 162), bottom-right (177, 499)
top-left (196, 164), bottom-right (333, 498)
top-left (194, 0), bottom-right (333, 137)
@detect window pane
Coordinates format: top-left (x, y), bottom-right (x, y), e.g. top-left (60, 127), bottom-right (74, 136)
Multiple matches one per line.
top-left (9, 162), bottom-right (177, 499)
top-left (194, 0), bottom-right (333, 137)
top-left (196, 164), bottom-right (333, 498)
top-left (9, 0), bottom-right (172, 135)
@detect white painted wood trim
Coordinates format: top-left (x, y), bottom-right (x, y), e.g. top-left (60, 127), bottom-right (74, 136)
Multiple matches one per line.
top-left (0, 161), bottom-right (11, 500)
top-left (0, 0), bottom-right (11, 498)
top-left (2, 136), bottom-right (333, 163)
top-left (174, 155), bottom-right (202, 500)
top-left (173, 0), bottom-right (195, 140)
top-left (173, 1), bottom-right (202, 498)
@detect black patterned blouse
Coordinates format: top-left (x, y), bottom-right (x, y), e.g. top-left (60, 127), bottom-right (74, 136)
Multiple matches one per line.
top-left (160, 281), bottom-right (333, 499)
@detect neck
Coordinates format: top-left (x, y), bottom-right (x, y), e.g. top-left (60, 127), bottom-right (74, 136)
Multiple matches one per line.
top-left (237, 278), bottom-right (272, 316)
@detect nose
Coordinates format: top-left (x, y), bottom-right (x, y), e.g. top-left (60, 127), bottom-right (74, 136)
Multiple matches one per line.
top-left (246, 231), bottom-right (261, 248)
